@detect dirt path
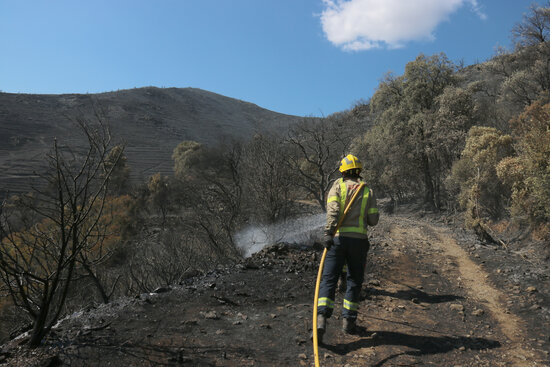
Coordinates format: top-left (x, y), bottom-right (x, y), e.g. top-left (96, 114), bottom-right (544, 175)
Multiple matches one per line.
top-left (319, 215), bottom-right (548, 366)
top-left (427, 222), bottom-right (534, 366)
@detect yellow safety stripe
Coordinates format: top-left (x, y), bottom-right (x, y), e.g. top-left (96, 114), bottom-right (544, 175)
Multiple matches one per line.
top-left (338, 178), bottom-right (346, 218)
top-left (337, 183), bottom-right (370, 235)
top-left (368, 208), bottom-right (379, 214)
top-left (343, 299), bottom-right (359, 311)
top-left (357, 186), bottom-right (369, 229)
top-left (342, 264), bottom-right (348, 273)
top-left (327, 196), bottom-right (339, 203)
top-left (318, 297), bottom-right (334, 308)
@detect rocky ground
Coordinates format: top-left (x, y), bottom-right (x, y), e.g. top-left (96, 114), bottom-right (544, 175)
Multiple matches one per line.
top-left (1, 210), bottom-right (549, 366)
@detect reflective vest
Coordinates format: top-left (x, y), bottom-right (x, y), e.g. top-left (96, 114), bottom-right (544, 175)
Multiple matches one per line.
top-left (329, 178), bottom-right (372, 235)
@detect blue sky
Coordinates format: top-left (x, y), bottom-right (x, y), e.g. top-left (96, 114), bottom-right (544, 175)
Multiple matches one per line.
top-left (0, 0), bottom-right (533, 116)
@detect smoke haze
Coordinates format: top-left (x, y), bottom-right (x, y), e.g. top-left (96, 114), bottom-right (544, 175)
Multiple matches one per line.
top-left (235, 213), bottom-right (325, 257)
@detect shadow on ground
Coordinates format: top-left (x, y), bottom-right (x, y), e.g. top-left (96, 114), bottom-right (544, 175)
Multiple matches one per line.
top-left (56, 334), bottom-right (281, 367)
top-left (57, 339), bottom-right (246, 366)
top-left (323, 330), bottom-right (501, 367)
top-left (363, 284), bottom-right (464, 304)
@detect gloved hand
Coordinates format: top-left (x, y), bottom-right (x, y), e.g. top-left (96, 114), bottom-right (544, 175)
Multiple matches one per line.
top-left (323, 234), bottom-right (334, 250)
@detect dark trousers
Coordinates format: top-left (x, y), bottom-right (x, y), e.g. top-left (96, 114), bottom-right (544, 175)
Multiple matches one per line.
top-left (317, 236), bottom-right (369, 320)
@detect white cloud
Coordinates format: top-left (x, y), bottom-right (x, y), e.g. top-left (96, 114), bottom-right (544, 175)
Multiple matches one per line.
top-left (467, 0), bottom-right (487, 20)
top-left (320, 0), bottom-right (487, 51)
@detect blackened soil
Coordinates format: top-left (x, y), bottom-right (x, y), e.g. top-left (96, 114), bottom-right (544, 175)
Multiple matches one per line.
top-left (2, 213), bottom-right (549, 366)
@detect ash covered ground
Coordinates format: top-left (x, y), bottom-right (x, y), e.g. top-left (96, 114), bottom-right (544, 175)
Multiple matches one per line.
top-left (2, 210), bottom-right (549, 366)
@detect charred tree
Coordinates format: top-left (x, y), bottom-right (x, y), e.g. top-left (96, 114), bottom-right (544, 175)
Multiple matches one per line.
top-left (0, 115), bottom-right (123, 347)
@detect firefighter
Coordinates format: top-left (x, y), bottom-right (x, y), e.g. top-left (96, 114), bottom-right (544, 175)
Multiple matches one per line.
top-left (316, 154), bottom-right (379, 341)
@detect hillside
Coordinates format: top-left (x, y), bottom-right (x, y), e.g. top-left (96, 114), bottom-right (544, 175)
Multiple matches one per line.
top-left (2, 210), bottom-right (548, 366)
top-left (0, 87), bottom-right (303, 195)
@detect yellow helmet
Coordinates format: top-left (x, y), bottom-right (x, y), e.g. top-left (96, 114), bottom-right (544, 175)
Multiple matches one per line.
top-left (339, 154), bottom-right (362, 173)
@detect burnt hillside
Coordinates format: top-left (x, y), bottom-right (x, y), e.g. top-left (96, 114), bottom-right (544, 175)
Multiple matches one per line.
top-left (0, 87), bottom-right (303, 195)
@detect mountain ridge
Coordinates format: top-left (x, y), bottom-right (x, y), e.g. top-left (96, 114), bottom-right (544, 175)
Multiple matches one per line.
top-left (0, 87), bottom-right (305, 195)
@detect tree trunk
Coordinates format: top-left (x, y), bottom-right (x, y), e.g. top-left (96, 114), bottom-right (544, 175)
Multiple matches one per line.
top-left (28, 306), bottom-right (49, 347)
top-left (422, 153), bottom-right (436, 208)
top-left (83, 262), bottom-right (110, 304)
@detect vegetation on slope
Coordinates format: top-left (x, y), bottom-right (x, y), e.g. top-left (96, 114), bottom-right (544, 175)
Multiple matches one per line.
top-left (357, 3), bottom-right (550, 235)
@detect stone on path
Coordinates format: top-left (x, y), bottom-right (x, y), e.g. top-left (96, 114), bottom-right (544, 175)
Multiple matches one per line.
top-left (450, 304), bottom-right (465, 312)
top-left (472, 309), bottom-right (484, 316)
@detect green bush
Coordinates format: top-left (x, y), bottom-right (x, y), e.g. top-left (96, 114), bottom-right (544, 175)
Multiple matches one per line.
top-left (446, 126), bottom-right (513, 226)
top-left (497, 100), bottom-right (550, 226)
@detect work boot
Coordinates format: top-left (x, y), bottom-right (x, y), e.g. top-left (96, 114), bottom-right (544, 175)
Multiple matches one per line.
top-left (316, 314), bottom-right (326, 343)
top-left (342, 318), bottom-right (356, 334)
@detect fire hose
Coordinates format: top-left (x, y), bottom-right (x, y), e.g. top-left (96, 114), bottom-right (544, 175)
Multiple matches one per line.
top-left (312, 183), bottom-right (365, 367)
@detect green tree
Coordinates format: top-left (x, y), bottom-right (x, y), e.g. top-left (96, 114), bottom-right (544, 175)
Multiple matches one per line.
top-left (362, 53), bottom-right (475, 208)
top-left (446, 126), bottom-right (513, 226)
top-left (482, 3), bottom-right (550, 111)
top-left (512, 2), bottom-right (550, 47)
top-left (172, 140), bottom-right (203, 180)
top-left (496, 100), bottom-right (550, 226)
